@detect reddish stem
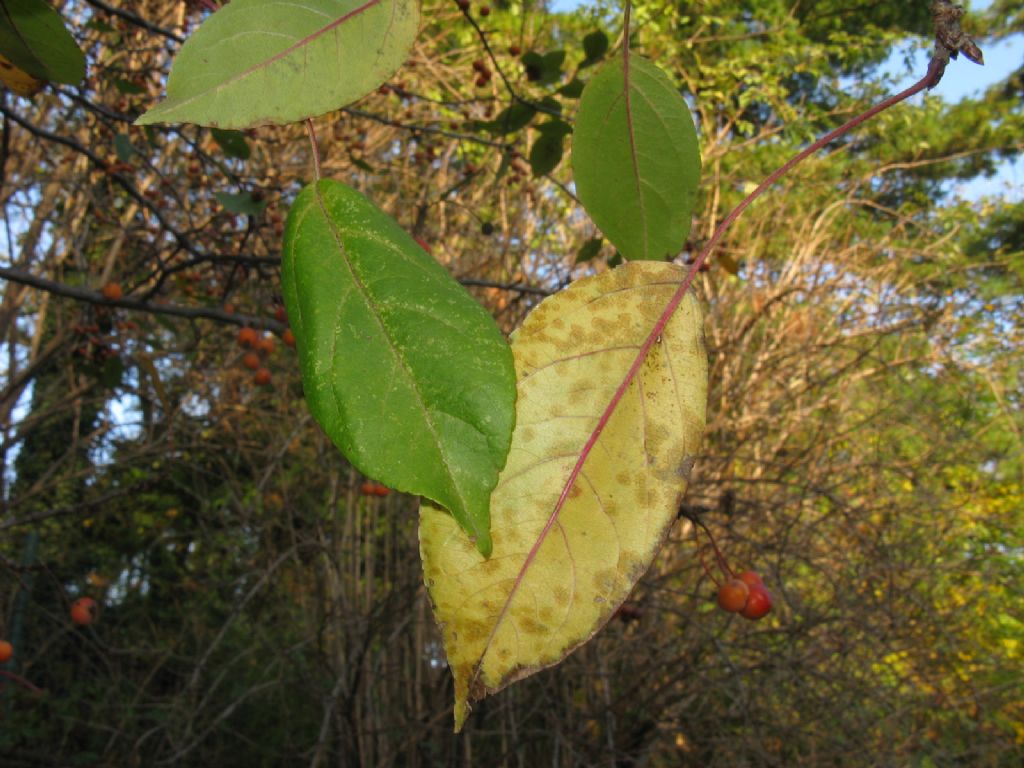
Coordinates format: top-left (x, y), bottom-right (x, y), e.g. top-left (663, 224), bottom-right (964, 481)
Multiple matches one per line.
top-left (475, 56), bottom-right (948, 684)
top-left (0, 668), bottom-right (45, 696)
top-left (695, 534), bottom-right (721, 587)
top-left (534, 59), bottom-right (946, 576)
top-left (690, 515), bottom-right (735, 580)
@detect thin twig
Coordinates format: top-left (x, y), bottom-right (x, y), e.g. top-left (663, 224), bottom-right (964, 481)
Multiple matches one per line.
top-left (0, 266), bottom-right (285, 332)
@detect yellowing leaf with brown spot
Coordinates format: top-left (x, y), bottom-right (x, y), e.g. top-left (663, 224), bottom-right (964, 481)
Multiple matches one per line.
top-left (420, 261), bottom-right (707, 731)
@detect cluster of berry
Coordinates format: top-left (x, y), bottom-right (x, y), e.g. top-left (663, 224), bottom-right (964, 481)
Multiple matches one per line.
top-left (236, 307), bottom-right (294, 386)
top-left (359, 482), bottom-right (390, 497)
top-left (717, 571), bottom-right (772, 620)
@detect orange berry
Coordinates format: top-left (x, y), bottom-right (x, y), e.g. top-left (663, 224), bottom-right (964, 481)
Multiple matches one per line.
top-left (256, 336), bottom-right (275, 356)
top-left (242, 352), bottom-right (261, 370)
top-left (374, 484), bottom-right (390, 497)
top-left (253, 368), bottom-right (272, 386)
top-left (360, 482), bottom-right (376, 496)
top-left (0, 639), bottom-right (12, 663)
top-left (282, 328), bottom-right (295, 347)
top-left (101, 283), bottom-right (123, 301)
top-left (71, 596), bottom-right (98, 626)
top-left (237, 327), bottom-right (258, 347)
top-left (740, 583), bottom-right (773, 620)
top-left (717, 578), bottom-right (749, 613)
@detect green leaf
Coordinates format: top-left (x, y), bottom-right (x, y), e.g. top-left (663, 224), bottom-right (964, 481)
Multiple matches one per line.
top-left (572, 55), bottom-right (701, 261)
top-left (351, 156), bottom-right (374, 172)
top-left (113, 134), bottom-right (135, 163)
top-left (522, 50), bottom-right (565, 85)
top-left (575, 236), bottom-right (602, 263)
top-left (529, 121), bottom-right (571, 177)
top-left (537, 119), bottom-right (572, 138)
top-left (581, 30), bottom-right (608, 66)
top-left (211, 128), bottom-right (251, 160)
top-left (480, 102), bottom-right (536, 135)
top-left (136, 0), bottom-right (420, 128)
top-left (114, 78), bottom-right (145, 94)
top-left (538, 96), bottom-right (563, 115)
top-left (557, 78), bottom-right (584, 98)
top-left (529, 134), bottom-right (563, 177)
top-left (281, 180), bottom-right (516, 556)
top-left (215, 191), bottom-right (268, 215)
top-left (0, 0), bottom-right (86, 84)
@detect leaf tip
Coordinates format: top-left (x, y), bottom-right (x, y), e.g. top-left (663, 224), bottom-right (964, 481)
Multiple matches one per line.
top-left (133, 108), bottom-right (160, 127)
top-left (453, 676), bottom-right (471, 732)
top-left (474, 530), bottom-right (493, 559)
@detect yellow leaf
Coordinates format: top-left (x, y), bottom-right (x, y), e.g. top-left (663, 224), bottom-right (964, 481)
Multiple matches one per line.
top-left (0, 54), bottom-right (43, 97)
top-left (420, 262), bottom-right (707, 731)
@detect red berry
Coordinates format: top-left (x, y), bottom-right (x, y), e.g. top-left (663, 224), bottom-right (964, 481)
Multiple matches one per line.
top-left (253, 368), bottom-right (272, 386)
top-left (71, 597), bottom-right (98, 626)
top-left (509, 44), bottom-right (521, 56)
top-left (274, 306), bottom-right (287, 323)
top-left (472, 59), bottom-right (487, 73)
top-left (0, 639), bottom-right (12, 663)
top-left (738, 570), bottom-right (763, 587)
top-left (360, 482), bottom-right (376, 496)
top-left (414, 237), bottom-right (431, 253)
top-left (242, 352), bottom-right (261, 370)
top-left (101, 283), bottom-right (123, 301)
top-left (474, 74), bottom-right (489, 88)
top-left (740, 584), bottom-right (773, 620)
top-left (717, 578), bottom-right (749, 613)
top-left (374, 484), bottom-right (390, 497)
top-left (237, 327), bottom-right (258, 347)
top-left (456, 0), bottom-right (469, 10)
top-left (256, 335), bottom-right (275, 356)
top-left (480, 5), bottom-right (490, 16)
top-left (282, 328), bottom-right (295, 347)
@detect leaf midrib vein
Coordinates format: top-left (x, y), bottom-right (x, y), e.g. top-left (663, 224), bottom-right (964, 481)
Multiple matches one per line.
top-left (313, 184), bottom-right (472, 522)
top-left (159, 0), bottom-right (385, 114)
